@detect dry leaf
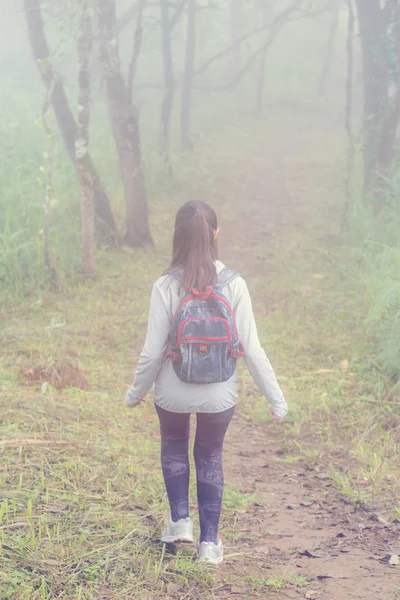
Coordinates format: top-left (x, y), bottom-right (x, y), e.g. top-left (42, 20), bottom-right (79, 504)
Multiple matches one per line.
top-left (389, 554), bottom-right (399, 566)
top-left (306, 369), bottom-right (335, 375)
top-left (231, 584), bottom-right (252, 594)
top-left (41, 381), bottom-right (49, 394)
top-left (166, 582), bottom-right (182, 595)
top-left (376, 514), bottom-right (391, 527)
top-left (255, 545), bottom-right (270, 555)
top-left (341, 359), bottom-right (349, 372)
top-left (42, 504), bottom-right (68, 513)
top-left (300, 496), bottom-right (314, 507)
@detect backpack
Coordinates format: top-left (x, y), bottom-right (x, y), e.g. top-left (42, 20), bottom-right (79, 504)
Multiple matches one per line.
top-left (164, 267), bottom-right (244, 384)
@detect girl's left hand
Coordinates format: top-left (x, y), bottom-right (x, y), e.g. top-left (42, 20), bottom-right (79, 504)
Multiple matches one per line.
top-left (126, 388), bottom-right (143, 408)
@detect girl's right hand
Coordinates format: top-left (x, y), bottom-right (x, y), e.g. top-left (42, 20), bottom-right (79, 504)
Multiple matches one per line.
top-left (270, 411), bottom-right (282, 423)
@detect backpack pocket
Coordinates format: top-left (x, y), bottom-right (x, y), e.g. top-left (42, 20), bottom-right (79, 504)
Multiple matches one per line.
top-left (176, 317), bottom-right (234, 384)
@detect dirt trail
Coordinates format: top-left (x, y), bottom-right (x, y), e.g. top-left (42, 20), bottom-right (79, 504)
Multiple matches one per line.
top-left (212, 132), bottom-right (400, 600)
top-left (220, 418), bottom-right (399, 600)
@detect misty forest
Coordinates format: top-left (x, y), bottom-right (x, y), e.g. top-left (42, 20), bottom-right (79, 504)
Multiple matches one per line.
top-left (1, 0), bottom-right (400, 598)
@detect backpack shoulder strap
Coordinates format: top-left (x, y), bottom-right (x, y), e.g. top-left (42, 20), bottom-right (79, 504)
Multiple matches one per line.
top-left (216, 267), bottom-right (240, 290)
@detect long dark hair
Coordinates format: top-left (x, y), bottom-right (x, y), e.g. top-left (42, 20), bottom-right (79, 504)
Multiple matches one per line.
top-left (169, 201), bottom-right (218, 292)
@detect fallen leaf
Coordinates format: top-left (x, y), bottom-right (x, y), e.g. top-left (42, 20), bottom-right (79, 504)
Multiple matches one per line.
top-left (341, 359), bottom-right (349, 372)
top-left (42, 504), bottom-right (68, 513)
top-left (300, 496), bottom-right (314, 507)
top-left (305, 592), bottom-right (320, 600)
top-left (166, 583), bottom-right (182, 595)
top-left (299, 550), bottom-right (324, 559)
top-left (305, 369), bottom-right (335, 375)
top-left (255, 546), bottom-right (269, 555)
top-left (389, 554), bottom-right (399, 566)
top-left (231, 584), bottom-right (252, 594)
top-left (376, 514), bottom-right (391, 527)
top-left (41, 381), bottom-right (49, 394)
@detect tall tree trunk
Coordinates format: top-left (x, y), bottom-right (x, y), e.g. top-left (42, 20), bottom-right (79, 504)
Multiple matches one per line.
top-left (180, 0), bottom-right (196, 150)
top-left (317, 2), bottom-right (341, 97)
top-left (355, 0), bottom-right (391, 193)
top-left (24, 0), bottom-right (116, 234)
top-left (127, 0), bottom-right (147, 103)
top-left (342, 0), bottom-right (355, 232)
top-left (42, 87), bottom-right (57, 283)
top-left (76, 2), bottom-right (95, 275)
top-left (376, 4), bottom-right (400, 180)
top-left (160, 1), bottom-right (174, 162)
top-left (256, 48), bottom-right (267, 116)
top-left (96, 0), bottom-right (153, 247)
top-left (230, 0), bottom-right (244, 74)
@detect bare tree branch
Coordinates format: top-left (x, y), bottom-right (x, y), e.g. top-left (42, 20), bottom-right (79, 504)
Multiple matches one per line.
top-left (193, 0), bottom-right (306, 92)
top-left (317, 1), bottom-right (341, 97)
top-left (117, 1), bottom-right (139, 34)
top-left (342, 0), bottom-right (355, 232)
top-left (117, 0), bottom-right (190, 34)
top-left (170, 0), bottom-right (187, 30)
top-left (181, 0), bottom-right (196, 149)
top-left (135, 1), bottom-right (330, 92)
top-left (160, 1), bottom-right (175, 162)
top-left (186, 3), bottom-right (328, 82)
top-left (127, 0), bottom-right (147, 101)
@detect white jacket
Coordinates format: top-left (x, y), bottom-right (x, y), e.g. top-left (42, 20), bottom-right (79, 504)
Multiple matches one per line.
top-left (127, 261), bottom-right (288, 417)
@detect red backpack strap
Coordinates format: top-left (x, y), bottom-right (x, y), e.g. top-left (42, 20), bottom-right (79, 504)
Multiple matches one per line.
top-left (192, 285), bottom-right (214, 300)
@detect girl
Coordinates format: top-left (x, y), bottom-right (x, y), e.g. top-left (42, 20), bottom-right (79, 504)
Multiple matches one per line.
top-left (126, 200), bottom-right (287, 565)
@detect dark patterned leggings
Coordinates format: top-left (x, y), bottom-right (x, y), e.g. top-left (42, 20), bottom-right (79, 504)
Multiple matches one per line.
top-left (155, 404), bottom-right (235, 543)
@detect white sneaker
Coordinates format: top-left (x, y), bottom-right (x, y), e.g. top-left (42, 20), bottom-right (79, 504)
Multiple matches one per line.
top-left (160, 517), bottom-right (194, 544)
top-left (197, 539), bottom-right (223, 565)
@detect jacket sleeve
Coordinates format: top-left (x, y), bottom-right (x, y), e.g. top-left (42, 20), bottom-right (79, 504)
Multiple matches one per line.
top-left (126, 282), bottom-right (171, 406)
top-left (233, 278), bottom-right (288, 419)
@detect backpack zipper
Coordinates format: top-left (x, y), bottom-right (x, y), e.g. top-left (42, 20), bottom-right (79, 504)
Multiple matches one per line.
top-left (177, 316), bottom-right (231, 347)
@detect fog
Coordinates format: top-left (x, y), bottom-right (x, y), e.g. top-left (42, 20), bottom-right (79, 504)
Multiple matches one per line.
top-left (0, 1), bottom-right (359, 286)
top-left (1, 3), bottom-right (400, 599)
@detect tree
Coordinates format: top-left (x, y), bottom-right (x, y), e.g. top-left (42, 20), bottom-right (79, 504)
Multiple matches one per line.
top-left (317, 1), bottom-right (341, 97)
top-left (76, 1), bottom-right (95, 275)
top-left (95, 0), bottom-right (153, 247)
top-left (127, 0), bottom-right (147, 102)
top-left (355, 0), bottom-right (400, 199)
top-left (229, 0), bottom-right (245, 74)
top-left (181, 0), bottom-right (196, 149)
top-left (160, 1), bottom-right (175, 162)
top-left (24, 0), bottom-right (116, 234)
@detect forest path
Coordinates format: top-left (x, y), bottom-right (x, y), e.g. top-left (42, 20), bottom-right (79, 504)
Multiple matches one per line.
top-left (209, 125), bottom-right (400, 600)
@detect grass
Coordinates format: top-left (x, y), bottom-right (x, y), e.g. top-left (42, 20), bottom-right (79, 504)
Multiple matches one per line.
top-left (248, 572), bottom-right (309, 592)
